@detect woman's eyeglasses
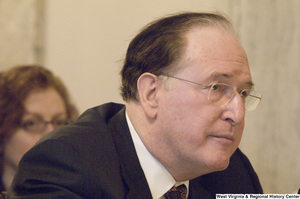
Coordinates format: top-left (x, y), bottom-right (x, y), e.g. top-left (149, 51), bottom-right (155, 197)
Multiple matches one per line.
top-left (20, 115), bottom-right (70, 133)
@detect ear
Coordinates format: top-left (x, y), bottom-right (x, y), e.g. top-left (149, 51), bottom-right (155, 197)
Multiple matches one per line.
top-left (137, 73), bottom-right (160, 119)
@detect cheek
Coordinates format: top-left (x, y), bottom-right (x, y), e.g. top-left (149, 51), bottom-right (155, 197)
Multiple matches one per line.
top-left (157, 85), bottom-right (227, 146)
top-left (159, 93), bottom-right (219, 148)
top-left (4, 130), bottom-right (43, 165)
top-left (160, 85), bottom-right (213, 121)
top-left (234, 124), bottom-right (244, 147)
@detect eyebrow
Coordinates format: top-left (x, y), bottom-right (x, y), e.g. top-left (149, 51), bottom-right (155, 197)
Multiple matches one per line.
top-left (209, 72), bottom-right (254, 87)
top-left (22, 112), bottom-right (67, 119)
top-left (210, 72), bottom-right (232, 79)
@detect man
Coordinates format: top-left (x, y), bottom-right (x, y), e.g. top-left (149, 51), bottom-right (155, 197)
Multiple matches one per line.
top-left (7, 12), bottom-right (263, 199)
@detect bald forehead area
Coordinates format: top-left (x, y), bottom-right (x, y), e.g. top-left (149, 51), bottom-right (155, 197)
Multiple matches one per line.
top-left (174, 26), bottom-right (252, 87)
top-left (183, 26), bottom-right (249, 67)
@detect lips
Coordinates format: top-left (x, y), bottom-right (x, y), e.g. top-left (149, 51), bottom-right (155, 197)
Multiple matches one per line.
top-left (210, 134), bottom-right (234, 144)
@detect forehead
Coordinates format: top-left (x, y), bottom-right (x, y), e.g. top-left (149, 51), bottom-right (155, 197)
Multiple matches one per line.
top-left (24, 87), bottom-right (66, 117)
top-left (178, 26), bottom-right (252, 84)
top-left (184, 26), bottom-right (246, 59)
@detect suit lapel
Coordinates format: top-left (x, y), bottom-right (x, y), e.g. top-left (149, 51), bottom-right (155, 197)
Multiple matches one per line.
top-left (188, 179), bottom-right (215, 199)
top-left (108, 107), bottom-right (152, 199)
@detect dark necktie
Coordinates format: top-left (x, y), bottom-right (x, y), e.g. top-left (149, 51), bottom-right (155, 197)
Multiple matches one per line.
top-left (164, 184), bottom-right (187, 199)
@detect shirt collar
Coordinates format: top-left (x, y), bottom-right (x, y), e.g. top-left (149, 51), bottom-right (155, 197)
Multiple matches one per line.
top-left (125, 111), bottom-right (189, 199)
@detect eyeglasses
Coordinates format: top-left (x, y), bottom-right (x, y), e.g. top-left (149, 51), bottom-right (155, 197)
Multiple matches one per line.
top-left (20, 115), bottom-right (70, 133)
top-left (160, 74), bottom-right (262, 111)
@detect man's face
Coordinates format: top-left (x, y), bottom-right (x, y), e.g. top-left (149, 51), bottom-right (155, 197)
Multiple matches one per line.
top-left (156, 27), bottom-right (252, 180)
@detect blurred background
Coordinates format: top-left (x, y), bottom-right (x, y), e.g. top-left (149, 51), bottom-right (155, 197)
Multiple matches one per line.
top-left (0, 0), bottom-right (299, 194)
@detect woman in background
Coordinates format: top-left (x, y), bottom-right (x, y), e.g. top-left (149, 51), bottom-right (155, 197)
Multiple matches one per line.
top-left (0, 65), bottom-right (78, 191)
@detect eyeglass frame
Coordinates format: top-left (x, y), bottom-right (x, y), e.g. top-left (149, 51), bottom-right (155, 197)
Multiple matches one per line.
top-left (19, 114), bottom-right (71, 133)
top-left (159, 73), bottom-right (262, 111)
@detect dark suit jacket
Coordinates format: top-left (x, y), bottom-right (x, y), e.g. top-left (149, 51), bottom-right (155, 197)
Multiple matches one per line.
top-left (0, 179), bottom-right (4, 193)
top-left (7, 103), bottom-right (263, 199)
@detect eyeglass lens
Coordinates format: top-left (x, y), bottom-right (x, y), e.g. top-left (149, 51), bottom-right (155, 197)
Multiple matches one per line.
top-left (160, 74), bottom-right (261, 111)
top-left (208, 83), bottom-right (261, 111)
top-left (20, 115), bottom-right (70, 133)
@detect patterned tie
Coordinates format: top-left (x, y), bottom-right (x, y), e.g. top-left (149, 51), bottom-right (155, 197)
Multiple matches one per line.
top-left (164, 184), bottom-right (187, 199)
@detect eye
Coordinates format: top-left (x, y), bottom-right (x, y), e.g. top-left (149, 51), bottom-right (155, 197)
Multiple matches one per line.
top-left (210, 84), bottom-right (220, 91)
top-left (20, 118), bottom-right (43, 132)
top-left (239, 89), bottom-right (250, 98)
top-left (21, 119), bottom-right (38, 128)
top-left (210, 84), bottom-right (231, 94)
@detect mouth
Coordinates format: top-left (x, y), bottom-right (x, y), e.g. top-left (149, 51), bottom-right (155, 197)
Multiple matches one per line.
top-left (210, 135), bottom-right (234, 145)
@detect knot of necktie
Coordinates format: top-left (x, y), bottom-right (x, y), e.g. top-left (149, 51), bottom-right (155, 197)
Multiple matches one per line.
top-left (164, 184), bottom-right (187, 199)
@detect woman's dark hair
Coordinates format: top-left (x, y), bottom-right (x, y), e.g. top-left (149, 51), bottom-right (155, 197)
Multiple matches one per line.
top-left (0, 65), bottom-right (78, 174)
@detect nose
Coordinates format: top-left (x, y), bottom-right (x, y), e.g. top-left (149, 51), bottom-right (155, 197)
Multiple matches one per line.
top-left (42, 122), bottom-right (56, 135)
top-left (221, 93), bottom-right (245, 125)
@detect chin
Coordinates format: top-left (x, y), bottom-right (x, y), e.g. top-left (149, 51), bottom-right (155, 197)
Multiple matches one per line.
top-left (216, 160), bottom-right (230, 171)
top-left (208, 153), bottom-right (231, 172)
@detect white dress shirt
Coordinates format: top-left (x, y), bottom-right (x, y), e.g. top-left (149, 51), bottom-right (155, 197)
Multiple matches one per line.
top-left (126, 112), bottom-right (189, 199)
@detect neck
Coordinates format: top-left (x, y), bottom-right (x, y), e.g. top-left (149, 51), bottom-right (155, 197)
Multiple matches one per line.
top-left (126, 102), bottom-right (189, 181)
top-left (126, 102), bottom-right (209, 182)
